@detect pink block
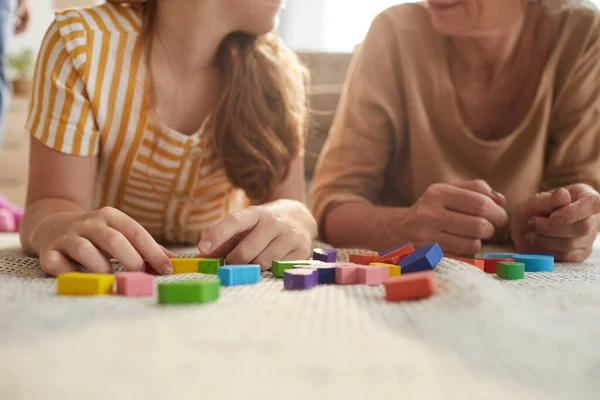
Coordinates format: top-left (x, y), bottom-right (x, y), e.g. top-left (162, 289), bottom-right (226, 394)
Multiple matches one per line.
top-left (357, 266), bottom-right (382, 286)
top-left (335, 264), bottom-right (359, 284)
top-left (378, 265), bottom-right (390, 282)
top-left (116, 272), bottom-right (155, 296)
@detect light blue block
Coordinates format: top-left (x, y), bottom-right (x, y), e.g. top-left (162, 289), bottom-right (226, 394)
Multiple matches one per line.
top-left (512, 254), bottom-right (554, 272)
top-left (217, 265), bottom-right (261, 286)
top-left (482, 253), bottom-right (519, 259)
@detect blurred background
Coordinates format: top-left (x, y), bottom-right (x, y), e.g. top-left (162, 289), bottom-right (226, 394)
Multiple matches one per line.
top-left (1, 0), bottom-right (598, 208)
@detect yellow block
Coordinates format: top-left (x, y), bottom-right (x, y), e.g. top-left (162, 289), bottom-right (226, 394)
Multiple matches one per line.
top-left (57, 272), bottom-right (115, 295)
top-left (170, 258), bottom-right (203, 274)
top-left (370, 262), bottom-right (401, 276)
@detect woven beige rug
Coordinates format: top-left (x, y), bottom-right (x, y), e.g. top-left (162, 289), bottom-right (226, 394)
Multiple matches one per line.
top-left (1, 234), bottom-right (600, 400)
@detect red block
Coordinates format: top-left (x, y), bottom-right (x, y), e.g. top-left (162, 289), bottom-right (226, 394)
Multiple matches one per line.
top-left (448, 257), bottom-right (485, 271)
top-left (374, 243), bottom-right (415, 263)
top-left (349, 253), bottom-right (379, 265)
top-left (143, 261), bottom-right (161, 276)
top-left (116, 272), bottom-right (155, 297)
top-left (483, 258), bottom-right (515, 274)
top-left (384, 272), bottom-right (435, 302)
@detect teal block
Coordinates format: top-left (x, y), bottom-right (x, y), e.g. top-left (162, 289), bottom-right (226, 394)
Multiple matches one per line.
top-left (496, 262), bottom-right (525, 280)
top-left (218, 265), bottom-right (261, 286)
top-left (512, 254), bottom-right (554, 272)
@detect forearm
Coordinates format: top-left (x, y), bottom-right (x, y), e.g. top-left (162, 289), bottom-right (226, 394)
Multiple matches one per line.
top-left (20, 198), bottom-right (86, 255)
top-left (323, 201), bottom-right (410, 252)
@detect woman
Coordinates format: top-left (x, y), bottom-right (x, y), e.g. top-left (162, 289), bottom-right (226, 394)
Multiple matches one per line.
top-left (312, 0), bottom-right (600, 262)
top-left (21, 0), bottom-right (316, 276)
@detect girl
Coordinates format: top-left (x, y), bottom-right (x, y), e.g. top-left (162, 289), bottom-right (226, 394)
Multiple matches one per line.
top-left (21, 0), bottom-right (316, 276)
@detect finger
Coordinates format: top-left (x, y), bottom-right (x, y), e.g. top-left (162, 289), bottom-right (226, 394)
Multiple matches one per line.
top-left (526, 232), bottom-right (594, 253)
top-left (57, 237), bottom-right (112, 273)
top-left (160, 245), bottom-right (177, 258)
top-left (529, 216), bottom-right (596, 239)
top-left (436, 209), bottom-right (495, 240)
top-left (251, 235), bottom-right (297, 271)
top-left (40, 250), bottom-right (80, 276)
top-left (549, 194), bottom-right (600, 226)
top-left (440, 186), bottom-right (508, 228)
top-left (225, 220), bottom-right (281, 266)
top-left (450, 179), bottom-right (505, 206)
top-left (435, 233), bottom-right (481, 256)
top-left (198, 208), bottom-right (260, 256)
top-left (553, 248), bottom-right (593, 263)
top-left (101, 208), bottom-right (173, 275)
top-left (525, 188), bottom-right (571, 217)
top-left (79, 225), bottom-right (144, 272)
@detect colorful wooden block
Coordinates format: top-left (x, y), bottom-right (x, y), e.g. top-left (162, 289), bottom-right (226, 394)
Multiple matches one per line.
top-left (158, 279), bottom-right (220, 304)
top-left (312, 248), bottom-right (337, 263)
top-left (373, 255), bottom-right (401, 265)
top-left (57, 272), bottom-right (115, 296)
top-left (448, 257), bottom-right (485, 271)
top-left (349, 253), bottom-right (379, 265)
top-left (398, 243), bottom-right (443, 274)
top-left (371, 262), bottom-right (401, 277)
top-left (143, 261), bottom-right (161, 276)
top-left (293, 264), bottom-right (336, 284)
top-left (482, 258), bottom-right (514, 274)
top-left (217, 265), bottom-right (261, 286)
top-left (335, 264), bottom-right (359, 285)
top-left (482, 252), bottom-right (518, 259)
top-left (384, 271), bottom-right (435, 301)
top-left (115, 272), bottom-right (154, 296)
top-left (512, 254), bottom-right (554, 272)
top-left (357, 266), bottom-right (382, 286)
top-left (375, 242), bottom-right (415, 263)
top-left (272, 260), bottom-right (310, 277)
top-left (496, 262), bottom-right (525, 280)
top-left (284, 268), bottom-right (318, 290)
top-left (378, 241), bottom-right (412, 256)
top-left (199, 258), bottom-right (223, 275)
top-left (170, 258), bottom-right (203, 274)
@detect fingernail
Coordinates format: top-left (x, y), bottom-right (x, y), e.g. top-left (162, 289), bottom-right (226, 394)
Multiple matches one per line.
top-left (526, 219), bottom-right (536, 230)
top-left (199, 240), bottom-right (212, 254)
top-left (162, 264), bottom-right (173, 275)
top-left (492, 190), bottom-right (505, 199)
top-left (551, 216), bottom-right (567, 226)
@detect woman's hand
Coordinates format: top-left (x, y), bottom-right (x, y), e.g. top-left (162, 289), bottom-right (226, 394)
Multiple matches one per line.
top-left (400, 180), bottom-right (509, 256)
top-left (511, 184), bottom-right (600, 262)
top-left (36, 207), bottom-right (174, 276)
top-left (197, 200), bottom-right (317, 270)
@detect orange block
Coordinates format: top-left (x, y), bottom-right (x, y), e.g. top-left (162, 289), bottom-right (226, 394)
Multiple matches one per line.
top-left (349, 253), bottom-right (379, 265)
top-left (449, 257), bottom-right (485, 271)
top-left (374, 243), bottom-right (415, 263)
top-left (384, 272), bottom-right (435, 301)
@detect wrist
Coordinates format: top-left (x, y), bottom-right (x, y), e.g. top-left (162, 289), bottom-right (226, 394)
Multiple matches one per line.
top-left (27, 211), bottom-right (81, 254)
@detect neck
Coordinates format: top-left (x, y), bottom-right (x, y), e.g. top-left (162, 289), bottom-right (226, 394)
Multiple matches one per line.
top-left (449, 12), bottom-right (526, 77)
top-left (152, 0), bottom-right (231, 75)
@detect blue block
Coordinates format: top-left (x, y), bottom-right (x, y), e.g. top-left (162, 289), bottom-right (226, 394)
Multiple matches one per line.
top-left (217, 265), bottom-right (261, 286)
top-left (482, 252), bottom-right (519, 259)
top-left (293, 264), bottom-right (336, 284)
top-left (378, 241), bottom-right (412, 256)
top-left (398, 243), bottom-right (443, 274)
top-left (512, 254), bottom-right (554, 272)
top-left (313, 248), bottom-right (337, 263)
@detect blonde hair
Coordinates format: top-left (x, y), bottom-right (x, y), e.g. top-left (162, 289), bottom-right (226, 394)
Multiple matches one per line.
top-left (108, 0), bottom-right (308, 202)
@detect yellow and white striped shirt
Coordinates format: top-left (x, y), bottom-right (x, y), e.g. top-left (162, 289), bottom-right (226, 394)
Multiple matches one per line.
top-left (26, 3), bottom-right (249, 244)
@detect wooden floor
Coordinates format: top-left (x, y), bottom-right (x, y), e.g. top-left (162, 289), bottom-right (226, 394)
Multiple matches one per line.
top-left (0, 95), bottom-right (29, 208)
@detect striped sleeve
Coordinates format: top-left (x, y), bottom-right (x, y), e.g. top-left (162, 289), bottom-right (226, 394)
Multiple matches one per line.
top-left (25, 19), bottom-right (100, 157)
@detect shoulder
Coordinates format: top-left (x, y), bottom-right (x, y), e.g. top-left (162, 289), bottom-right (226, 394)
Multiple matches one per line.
top-left (554, 5), bottom-right (600, 54)
top-left (55, 2), bottom-right (143, 36)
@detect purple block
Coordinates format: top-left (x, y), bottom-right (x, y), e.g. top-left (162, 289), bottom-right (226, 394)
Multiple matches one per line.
top-left (284, 268), bottom-right (318, 290)
top-left (313, 248), bottom-right (337, 263)
top-left (293, 264), bottom-right (336, 284)
top-left (378, 241), bottom-right (412, 256)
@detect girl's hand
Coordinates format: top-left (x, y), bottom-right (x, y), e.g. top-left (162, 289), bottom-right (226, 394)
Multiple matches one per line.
top-left (401, 180), bottom-right (508, 256)
top-left (512, 184), bottom-right (600, 262)
top-left (198, 200), bottom-right (317, 270)
top-left (37, 207), bottom-right (174, 276)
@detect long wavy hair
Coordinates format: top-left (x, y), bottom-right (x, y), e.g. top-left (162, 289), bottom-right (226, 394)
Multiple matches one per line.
top-left (109, 0), bottom-right (308, 202)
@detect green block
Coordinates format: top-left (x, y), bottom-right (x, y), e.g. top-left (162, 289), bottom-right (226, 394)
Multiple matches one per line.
top-left (158, 279), bottom-right (220, 304)
top-left (271, 260), bottom-right (310, 278)
top-left (199, 258), bottom-right (223, 275)
top-left (496, 262), bottom-right (525, 280)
